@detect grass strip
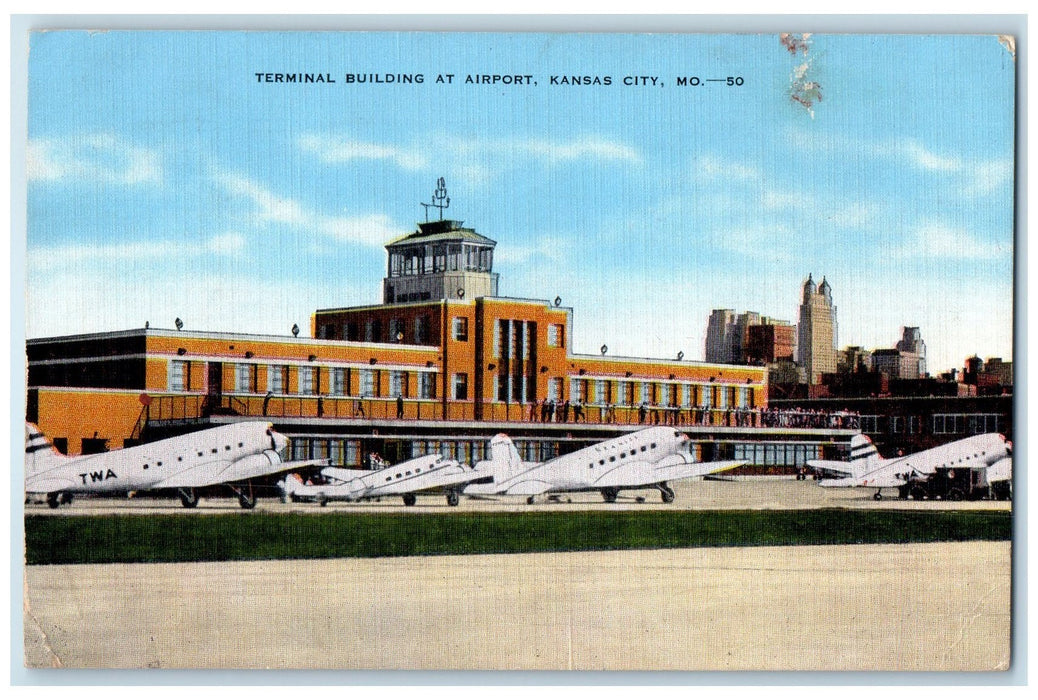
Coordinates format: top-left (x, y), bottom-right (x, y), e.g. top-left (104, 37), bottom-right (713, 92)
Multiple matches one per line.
top-left (25, 508), bottom-right (1011, 566)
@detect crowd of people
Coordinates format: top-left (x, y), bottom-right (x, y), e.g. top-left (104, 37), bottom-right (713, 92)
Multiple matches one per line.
top-left (524, 399), bottom-right (854, 428)
top-left (760, 407), bottom-right (861, 429)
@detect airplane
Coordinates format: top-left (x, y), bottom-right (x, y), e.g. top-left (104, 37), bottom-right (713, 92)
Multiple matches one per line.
top-left (25, 421), bottom-right (326, 509)
top-left (278, 453), bottom-right (479, 507)
top-left (463, 426), bottom-right (745, 504)
top-left (808, 432), bottom-right (1011, 500)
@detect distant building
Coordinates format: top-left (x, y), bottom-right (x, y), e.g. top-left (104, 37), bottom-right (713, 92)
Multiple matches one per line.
top-left (796, 274), bottom-right (838, 384)
top-left (706, 310), bottom-right (793, 365)
top-left (871, 348), bottom-right (923, 380)
top-left (746, 322), bottom-right (796, 364)
top-left (895, 327), bottom-right (927, 377)
top-left (838, 346), bottom-right (872, 374)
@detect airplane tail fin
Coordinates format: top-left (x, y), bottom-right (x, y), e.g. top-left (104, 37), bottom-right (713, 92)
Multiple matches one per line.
top-left (25, 422), bottom-right (69, 475)
top-left (279, 473), bottom-right (304, 496)
top-left (847, 433), bottom-right (885, 476)
top-left (476, 433), bottom-right (523, 481)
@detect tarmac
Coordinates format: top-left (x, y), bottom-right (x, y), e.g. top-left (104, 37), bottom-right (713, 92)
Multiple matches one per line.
top-left (22, 479), bottom-right (1013, 671)
top-left (23, 476), bottom-right (1015, 515)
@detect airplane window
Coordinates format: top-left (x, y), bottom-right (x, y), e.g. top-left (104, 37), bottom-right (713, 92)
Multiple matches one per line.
top-left (143, 464), bottom-right (149, 469)
top-left (178, 457), bottom-right (183, 461)
top-left (416, 468), bottom-right (422, 473)
top-left (225, 446), bottom-right (231, 451)
top-left (198, 451), bottom-right (203, 457)
top-left (609, 456), bottom-right (616, 462)
top-left (157, 461), bottom-right (162, 466)
top-left (396, 474), bottom-right (402, 479)
top-left (651, 443), bottom-right (657, 449)
top-left (386, 477), bottom-right (392, 482)
top-left (588, 463), bottom-right (593, 469)
top-left (238, 442), bottom-right (244, 448)
top-left (641, 446), bottom-right (646, 452)
top-left (212, 448), bottom-right (218, 454)
top-left (406, 471), bottom-right (412, 476)
top-left (599, 459), bottom-right (605, 465)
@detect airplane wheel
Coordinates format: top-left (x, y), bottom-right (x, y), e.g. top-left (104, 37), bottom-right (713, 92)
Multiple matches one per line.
top-left (179, 488), bottom-right (199, 509)
top-left (446, 490), bottom-right (460, 507)
top-left (317, 494), bottom-right (328, 507)
top-left (947, 488), bottom-right (964, 502)
top-left (46, 492), bottom-right (61, 509)
top-left (658, 483), bottom-right (675, 504)
top-left (403, 493), bottom-right (417, 507)
top-left (526, 496), bottom-right (536, 505)
top-left (873, 492), bottom-right (883, 501)
top-left (238, 490), bottom-right (257, 509)
top-left (910, 486), bottom-right (927, 501)
top-left (601, 488), bottom-right (618, 503)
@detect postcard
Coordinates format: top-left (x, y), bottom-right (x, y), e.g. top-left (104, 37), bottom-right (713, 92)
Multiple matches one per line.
top-left (21, 28), bottom-right (1015, 672)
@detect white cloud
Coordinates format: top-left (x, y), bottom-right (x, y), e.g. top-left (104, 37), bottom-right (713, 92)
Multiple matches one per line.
top-left (902, 139), bottom-right (963, 172)
top-left (28, 232), bottom-right (245, 271)
top-left (212, 170), bottom-right (408, 247)
top-left (961, 158), bottom-right (1014, 197)
top-left (495, 236), bottom-right (570, 265)
top-left (518, 137), bottom-right (643, 165)
top-left (25, 266), bottom-right (369, 340)
top-left (27, 133), bottom-right (161, 185)
top-left (297, 135), bottom-right (428, 170)
top-left (906, 222), bottom-right (1010, 260)
top-left (694, 155), bottom-right (761, 181)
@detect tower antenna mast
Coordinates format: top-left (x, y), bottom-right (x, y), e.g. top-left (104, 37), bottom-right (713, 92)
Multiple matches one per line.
top-left (421, 177), bottom-right (450, 222)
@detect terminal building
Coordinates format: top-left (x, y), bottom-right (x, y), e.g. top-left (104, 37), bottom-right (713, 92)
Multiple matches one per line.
top-left (27, 192), bottom-right (856, 474)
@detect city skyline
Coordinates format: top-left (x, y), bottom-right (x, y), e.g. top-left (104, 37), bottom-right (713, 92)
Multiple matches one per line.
top-left (25, 32), bottom-right (1015, 374)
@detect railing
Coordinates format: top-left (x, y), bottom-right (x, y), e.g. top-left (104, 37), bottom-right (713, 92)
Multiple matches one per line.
top-left (143, 393), bottom-right (808, 429)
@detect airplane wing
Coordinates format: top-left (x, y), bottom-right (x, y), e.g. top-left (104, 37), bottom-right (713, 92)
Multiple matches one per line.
top-left (322, 466), bottom-right (373, 482)
top-left (806, 459), bottom-right (857, 479)
top-left (373, 466), bottom-right (483, 495)
top-left (589, 454), bottom-right (744, 489)
top-left (152, 456), bottom-right (329, 489)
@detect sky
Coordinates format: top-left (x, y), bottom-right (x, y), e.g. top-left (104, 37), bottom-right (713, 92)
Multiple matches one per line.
top-left (24, 31), bottom-right (1016, 374)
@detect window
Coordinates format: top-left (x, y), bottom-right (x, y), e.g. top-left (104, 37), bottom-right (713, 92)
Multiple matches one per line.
top-left (267, 365), bottom-right (286, 393)
top-left (453, 373), bottom-right (469, 400)
top-left (681, 384), bottom-right (692, 408)
top-left (660, 384), bottom-right (672, 407)
top-left (414, 316), bottom-right (429, 344)
top-left (570, 379), bottom-right (587, 402)
top-left (329, 368), bottom-right (346, 396)
top-left (452, 317), bottom-right (468, 341)
top-left (547, 377), bottom-right (563, 401)
top-left (365, 320), bottom-right (381, 342)
top-left (620, 382), bottom-right (634, 406)
top-left (420, 372), bottom-right (437, 399)
top-left (640, 382), bottom-right (653, 405)
top-left (737, 387), bottom-right (750, 408)
top-left (169, 360), bottom-right (187, 391)
top-left (360, 369), bottom-right (376, 397)
top-left (595, 380), bottom-right (609, 405)
top-left (299, 366), bottom-right (316, 395)
top-left (235, 363), bottom-right (254, 392)
top-left (390, 371), bottom-right (408, 397)
top-left (717, 388), bottom-right (729, 409)
top-left (698, 385), bottom-right (713, 408)
top-left (547, 324), bottom-right (564, 348)
top-left (389, 318), bottom-right (405, 342)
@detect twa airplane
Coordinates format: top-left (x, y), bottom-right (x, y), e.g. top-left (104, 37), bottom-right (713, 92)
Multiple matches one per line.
top-left (809, 432), bottom-right (1011, 500)
top-left (279, 454), bottom-right (479, 507)
top-left (464, 426), bottom-right (745, 504)
top-left (25, 421), bottom-right (324, 509)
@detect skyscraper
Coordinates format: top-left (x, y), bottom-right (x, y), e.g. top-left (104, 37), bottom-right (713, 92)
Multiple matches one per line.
top-left (895, 326), bottom-right (927, 377)
top-left (796, 274), bottom-right (838, 384)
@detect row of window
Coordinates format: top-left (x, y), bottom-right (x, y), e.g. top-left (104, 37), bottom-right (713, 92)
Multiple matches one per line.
top-left (564, 379), bottom-right (754, 408)
top-left (388, 243), bottom-right (494, 277)
top-left (857, 413), bottom-right (1002, 435)
top-left (732, 442), bottom-right (822, 467)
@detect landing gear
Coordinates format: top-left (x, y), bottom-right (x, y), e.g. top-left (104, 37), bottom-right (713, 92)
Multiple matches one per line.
top-left (46, 492), bottom-right (61, 509)
top-left (446, 490), bottom-right (460, 507)
top-left (873, 491), bottom-right (883, 501)
top-left (178, 488), bottom-right (199, 509)
top-left (910, 485), bottom-right (928, 501)
top-left (402, 493), bottom-right (417, 507)
top-left (947, 488), bottom-right (965, 502)
top-left (526, 496), bottom-right (537, 505)
top-left (317, 494), bottom-right (328, 507)
top-left (600, 487), bottom-right (619, 503)
top-left (657, 482), bottom-right (676, 504)
top-left (228, 482), bottom-right (256, 509)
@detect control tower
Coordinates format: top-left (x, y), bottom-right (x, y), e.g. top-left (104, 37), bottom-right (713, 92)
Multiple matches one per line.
top-left (382, 179), bottom-right (499, 304)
